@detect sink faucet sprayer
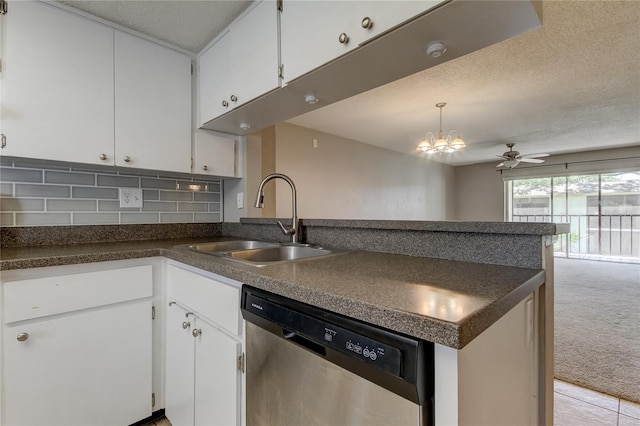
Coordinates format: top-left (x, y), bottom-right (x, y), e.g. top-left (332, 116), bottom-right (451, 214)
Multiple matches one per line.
top-left (254, 173), bottom-right (299, 243)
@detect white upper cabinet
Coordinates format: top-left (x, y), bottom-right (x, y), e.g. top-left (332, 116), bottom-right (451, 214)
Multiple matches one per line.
top-left (1, 1), bottom-right (114, 164)
top-left (199, 0), bottom-right (280, 126)
top-left (1, 1), bottom-right (192, 174)
top-left (194, 130), bottom-right (237, 177)
top-left (114, 31), bottom-right (192, 173)
top-left (280, 1), bottom-right (441, 83)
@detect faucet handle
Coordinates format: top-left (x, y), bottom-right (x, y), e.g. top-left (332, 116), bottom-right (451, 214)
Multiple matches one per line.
top-left (277, 220), bottom-right (296, 236)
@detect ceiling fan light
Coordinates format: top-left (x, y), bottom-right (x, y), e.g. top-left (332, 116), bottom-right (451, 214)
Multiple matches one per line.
top-left (503, 159), bottom-right (519, 168)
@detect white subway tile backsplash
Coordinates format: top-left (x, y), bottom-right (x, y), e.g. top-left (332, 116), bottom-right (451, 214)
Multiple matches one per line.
top-left (47, 199), bottom-right (97, 212)
top-left (0, 161), bottom-right (223, 227)
top-left (73, 213), bottom-right (120, 225)
top-left (44, 171), bottom-right (95, 185)
top-left (16, 213), bottom-right (72, 226)
top-left (15, 184), bottom-right (70, 198)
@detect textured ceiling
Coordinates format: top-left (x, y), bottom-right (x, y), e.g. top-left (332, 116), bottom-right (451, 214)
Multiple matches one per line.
top-left (57, 0), bottom-right (253, 54)
top-left (57, 0), bottom-right (640, 166)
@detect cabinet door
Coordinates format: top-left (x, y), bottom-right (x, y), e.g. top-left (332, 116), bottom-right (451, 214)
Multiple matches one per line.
top-left (228, 0), bottom-right (280, 107)
top-left (114, 31), bottom-right (192, 173)
top-left (165, 303), bottom-right (196, 426)
top-left (280, 1), bottom-right (358, 83)
top-left (194, 130), bottom-right (236, 177)
top-left (194, 320), bottom-right (242, 426)
top-left (199, 31), bottom-right (233, 126)
top-left (198, 0), bottom-right (280, 126)
top-left (3, 301), bottom-right (152, 426)
top-left (1, 1), bottom-right (114, 164)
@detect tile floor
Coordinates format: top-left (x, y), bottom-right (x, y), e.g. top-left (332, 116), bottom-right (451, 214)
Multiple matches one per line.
top-left (148, 380), bottom-right (640, 425)
top-left (555, 380), bottom-right (640, 426)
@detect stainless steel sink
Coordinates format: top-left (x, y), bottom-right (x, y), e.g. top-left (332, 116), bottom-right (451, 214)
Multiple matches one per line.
top-left (175, 240), bottom-right (343, 266)
top-left (179, 240), bottom-right (279, 253)
top-left (227, 246), bottom-right (335, 264)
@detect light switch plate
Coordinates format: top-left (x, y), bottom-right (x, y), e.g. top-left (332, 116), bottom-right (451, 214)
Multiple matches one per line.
top-left (119, 188), bottom-right (143, 208)
top-left (237, 192), bottom-right (244, 209)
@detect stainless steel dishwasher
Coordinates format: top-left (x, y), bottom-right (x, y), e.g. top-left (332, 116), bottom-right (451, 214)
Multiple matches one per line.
top-left (241, 285), bottom-right (434, 426)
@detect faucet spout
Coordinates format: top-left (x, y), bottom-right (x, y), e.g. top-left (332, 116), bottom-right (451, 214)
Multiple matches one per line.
top-left (254, 173), bottom-right (299, 243)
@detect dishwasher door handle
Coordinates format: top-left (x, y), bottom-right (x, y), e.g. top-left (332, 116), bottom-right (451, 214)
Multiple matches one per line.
top-left (282, 328), bottom-right (326, 356)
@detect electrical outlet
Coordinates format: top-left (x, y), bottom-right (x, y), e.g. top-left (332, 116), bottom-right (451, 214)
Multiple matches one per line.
top-left (237, 192), bottom-right (244, 209)
top-left (119, 188), bottom-right (143, 208)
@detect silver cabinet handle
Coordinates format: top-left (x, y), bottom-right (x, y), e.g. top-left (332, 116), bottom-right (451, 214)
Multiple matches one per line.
top-left (17, 333), bottom-right (29, 342)
top-left (202, 165), bottom-right (208, 171)
top-left (182, 321), bottom-right (190, 329)
top-left (361, 17), bottom-right (373, 29)
top-left (230, 95), bottom-right (238, 102)
top-left (192, 328), bottom-right (202, 337)
top-left (338, 33), bottom-right (349, 44)
top-left (123, 156), bottom-right (131, 163)
top-left (222, 100), bottom-right (229, 107)
top-left (99, 153), bottom-right (108, 161)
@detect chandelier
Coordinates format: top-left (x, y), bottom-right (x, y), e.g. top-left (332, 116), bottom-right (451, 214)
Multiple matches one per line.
top-left (417, 102), bottom-right (466, 154)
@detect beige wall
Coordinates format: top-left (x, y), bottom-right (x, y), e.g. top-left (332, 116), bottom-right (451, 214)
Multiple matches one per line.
top-left (453, 146), bottom-right (640, 221)
top-left (257, 123), bottom-right (455, 220)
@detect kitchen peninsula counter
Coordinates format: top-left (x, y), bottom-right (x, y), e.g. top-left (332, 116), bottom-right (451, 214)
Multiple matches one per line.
top-left (1, 233), bottom-right (545, 349)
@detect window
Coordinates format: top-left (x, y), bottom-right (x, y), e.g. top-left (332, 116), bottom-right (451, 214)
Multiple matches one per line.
top-left (507, 172), bottom-right (640, 261)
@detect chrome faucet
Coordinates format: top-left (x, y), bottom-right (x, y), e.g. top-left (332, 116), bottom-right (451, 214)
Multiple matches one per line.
top-left (254, 173), bottom-right (299, 243)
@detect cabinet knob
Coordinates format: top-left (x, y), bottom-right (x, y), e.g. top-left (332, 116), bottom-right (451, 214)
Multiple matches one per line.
top-left (222, 100), bottom-right (229, 107)
top-left (361, 17), bottom-right (373, 29)
top-left (17, 332), bottom-right (29, 342)
top-left (230, 95), bottom-right (238, 102)
top-left (192, 328), bottom-right (202, 337)
top-left (123, 156), bottom-right (131, 163)
top-left (182, 321), bottom-right (190, 329)
top-left (99, 153), bottom-right (108, 161)
top-left (202, 165), bottom-right (208, 171)
top-left (338, 33), bottom-right (349, 44)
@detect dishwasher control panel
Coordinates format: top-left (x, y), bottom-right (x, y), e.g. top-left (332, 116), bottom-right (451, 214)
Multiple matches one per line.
top-left (244, 291), bottom-right (402, 376)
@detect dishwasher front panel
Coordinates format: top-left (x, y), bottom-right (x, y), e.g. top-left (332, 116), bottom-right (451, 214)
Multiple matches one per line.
top-left (246, 321), bottom-right (423, 426)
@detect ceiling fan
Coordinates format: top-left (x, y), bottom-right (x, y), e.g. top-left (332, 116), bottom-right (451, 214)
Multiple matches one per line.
top-left (496, 143), bottom-right (549, 168)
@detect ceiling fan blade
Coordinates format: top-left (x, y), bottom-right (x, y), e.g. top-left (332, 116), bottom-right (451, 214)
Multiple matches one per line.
top-left (522, 153), bottom-right (549, 158)
top-left (496, 162), bottom-right (505, 168)
top-left (519, 158), bottom-right (545, 164)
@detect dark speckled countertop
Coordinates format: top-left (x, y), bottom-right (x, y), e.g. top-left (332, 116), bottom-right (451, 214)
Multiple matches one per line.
top-left (0, 235), bottom-right (544, 349)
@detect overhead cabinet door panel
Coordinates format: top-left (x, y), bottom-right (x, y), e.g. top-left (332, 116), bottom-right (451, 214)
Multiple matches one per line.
top-left (1, 1), bottom-right (114, 164)
top-left (114, 31), bottom-right (192, 173)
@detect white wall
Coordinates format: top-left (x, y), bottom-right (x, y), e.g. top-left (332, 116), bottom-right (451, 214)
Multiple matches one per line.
top-left (263, 123), bottom-right (455, 220)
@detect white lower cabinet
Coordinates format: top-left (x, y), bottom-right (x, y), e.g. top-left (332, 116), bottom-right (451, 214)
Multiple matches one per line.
top-left (1, 263), bottom-right (154, 426)
top-left (165, 263), bottom-right (244, 426)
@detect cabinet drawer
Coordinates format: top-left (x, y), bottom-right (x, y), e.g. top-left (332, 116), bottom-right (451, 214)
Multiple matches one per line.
top-left (167, 265), bottom-right (241, 336)
top-left (3, 265), bottom-right (153, 323)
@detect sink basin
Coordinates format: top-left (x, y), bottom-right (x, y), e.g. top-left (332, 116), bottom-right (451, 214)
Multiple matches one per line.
top-left (178, 240), bottom-right (280, 253)
top-left (175, 240), bottom-right (344, 266)
top-left (228, 246), bottom-right (335, 264)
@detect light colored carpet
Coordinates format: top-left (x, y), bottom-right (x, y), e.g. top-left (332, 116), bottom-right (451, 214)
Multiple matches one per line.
top-left (554, 257), bottom-right (640, 403)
